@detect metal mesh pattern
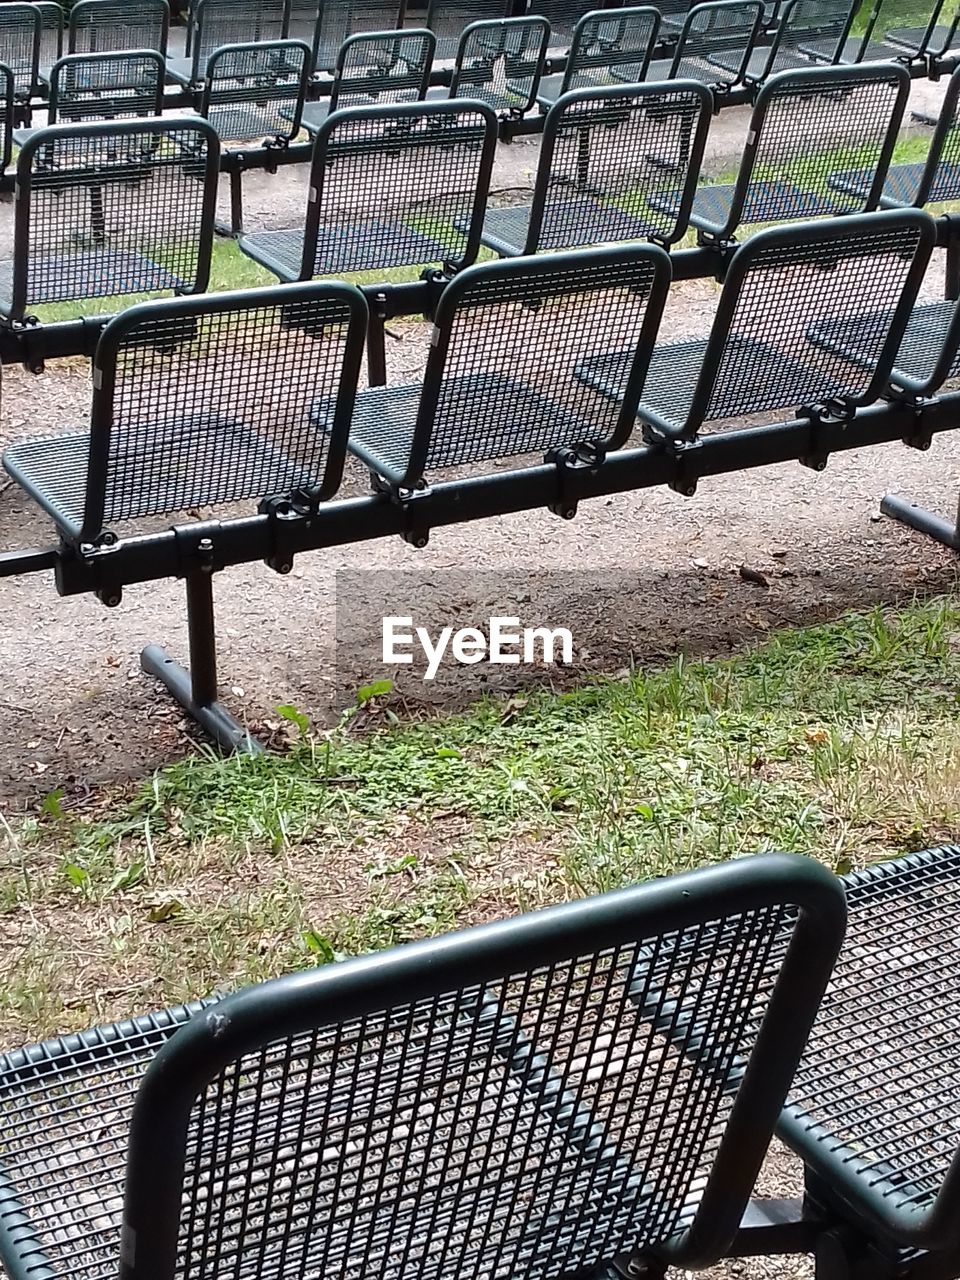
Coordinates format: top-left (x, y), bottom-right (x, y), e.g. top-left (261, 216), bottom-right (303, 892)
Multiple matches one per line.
top-left (0, 1006), bottom-right (205, 1280)
top-left (245, 103), bottom-right (494, 278)
top-left (48, 52), bottom-right (165, 125)
top-left (172, 904), bottom-right (796, 1280)
top-left (69, 0), bottom-right (168, 56)
top-left (80, 289), bottom-right (359, 525)
top-left (478, 85), bottom-right (707, 257)
top-left (190, 0), bottom-right (289, 77)
top-left (689, 68), bottom-right (906, 237)
top-left (330, 29), bottom-right (434, 112)
top-left (808, 297), bottom-right (960, 395)
top-left (0, 4), bottom-right (39, 98)
top-left (451, 18), bottom-right (547, 115)
top-left (783, 847), bottom-right (960, 1226)
top-left (0, 63), bottom-right (13, 172)
top-left (202, 41), bottom-right (309, 144)
top-left (0, 891), bottom-right (809, 1280)
top-left (424, 0), bottom-right (512, 60)
top-left (550, 8), bottom-right (660, 97)
top-left (582, 216), bottom-right (927, 436)
top-left (712, 0), bottom-right (853, 79)
top-left (8, 120), bottom-right (216, 316)
top-left (669, 1), bottom-right (764, 86)
top-left (343, 252), bottom-right (666, 480)
top-left (36, 0), bottom-right (63, 75)
top-left (314, 0), bottom-right (405, 70)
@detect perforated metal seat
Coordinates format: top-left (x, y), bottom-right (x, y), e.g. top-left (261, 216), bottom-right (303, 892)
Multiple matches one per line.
top-left (826, 66), bottom-right (960, 209)
top-left (0, 117), bottom-right (220, 324)
top-left (311, 0), bottom-right (404, 71)
top-left (534, 7), bottom-right (661, 110)
top-left (13, 49), bottom-right (166, 145)
top-left (294, 28), bottom-right (434, 136)
top-left (434, 16), bottom-right (549, 116)
top-left (167, 0), bottom-right (288, 86)
top-left (616, 0), bottom-right (765, 90)
top-left (240, 99), bottom-right (497, 281)
top-left (0, 3), bottom-right (41, 100)
top-left (708, 0), bottom-right (856, 83)
top-left (2, 281), bottom-right (367, 541)
top-left (575, 210), bottom-right (934, 440)
top-left (476, 82), bottom-right (711, 257)
top-left (68, 0), bottom-right (170, 58)
top-left (0, 855), bottom-right (846, 1280)
top-left (656, 64), bottom-right (909, 241)
top-left (808, 292), bottom-right (960, 398)
top-left (199, 40), bottom-right (311, 144)
top-left (323, 244), bottom-right (671, 487)
top-left (779, 846), bottom-right (960, 1253)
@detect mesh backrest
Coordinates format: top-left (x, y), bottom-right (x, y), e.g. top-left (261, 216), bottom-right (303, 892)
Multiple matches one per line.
top-left (308, 101), bottom-right (495, 275)
top-left (202, 41), bottom-right (310, 143)
top-left (314, 0), bottom-right (405, 69)
top-left (767, 0), bottom-right (853, 70)
top-left (424, 0), bottom-right (513, 59)
top-left (536, 84), bottom-right (710, 249)
top-left (153, 876), bottom-right (830, 1280)
top-left (416, 249), bottom-right (667, 469)
top-left (672, 0), bottom-right (763, 83)
top-left (526, 0), bottom-right (597, 43)
top-left (917, 70), bottom-right (960, 202)
top-left (0, 4), bottom-right (39, 97)
top-left (192, 0), bottom-right (288, 70)
top-left (330, 29), bottom-right (435, 110)
top-left (725, 66), bottom-right (907, 231)
top-left (49, 51), bottom-right (165, 123)
top-left (450, 17), bottom-right (548, 112)
top-left (69, 0), bottom-right (168, 55)
top-left (926, 0), bottom-right (959, 55)
top-left (785, 848), bottom-right (960, 1229)
top-left (703, 215), bottom-right (930, 422)
top-left (563, 8), bottom-right (660, 93)
top-left (88, 285), bottom-right (365, 527)
top-left (14, 119), bottom-right (218, 315)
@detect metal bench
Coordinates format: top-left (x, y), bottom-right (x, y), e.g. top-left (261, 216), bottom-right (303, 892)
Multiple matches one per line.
top-left (239, 99), bottom-right (497, 281)
top-left (804, 276), bottom-right (960, 401)
top-left (0, 117), bottom-right (220, 326)
top-left (476, 82), bottom-right (711, 257)
top-left (534, 7), bottom-right (661, 111)
top-left (708, 0), bottom-right (857, 85)
top-left (325, 243), bottom-right (671, 491)
top-left (828, 65), bottom-right (960, 209)
top-left (167, 0), bottom-right (289, 88)
top-left (779, 846), bottom-right (960, 1263)
top-left (313, 0), bottom-right (406, 71)
top-left (885, 0), bottom-right (959, 64)
top-left (198, 38), bottom-right (311, 145)
top-left (648, 64), bottom-right (909, 244)
top-left (800, 0), bottom-right (930, 63)
top-left (429, 16), bottom-right (550, 118)
top-left (632, 0), bottom-right (765, 93)
top-left (576, 210), bottom-right (934, 448)
top-left (0, 3), bottom-right (41, 103)
top-left (298, 28), bottom-right (435, 136)
top-left (0, 853), bottom-right (846, 1280)
top-left (67, 0), bottom-right (170, 58)
top-left (13, 50), bottom-right (166, 143)
top-left (2, 280), bottom-right (367, 746)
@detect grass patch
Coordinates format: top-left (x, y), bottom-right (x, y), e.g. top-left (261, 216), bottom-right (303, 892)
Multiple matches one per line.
top-left (2, 595), bottom-right (960, 1043)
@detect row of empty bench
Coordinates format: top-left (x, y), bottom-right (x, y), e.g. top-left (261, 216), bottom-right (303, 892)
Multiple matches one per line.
top-left (2, 58), bottom-right (960, 326)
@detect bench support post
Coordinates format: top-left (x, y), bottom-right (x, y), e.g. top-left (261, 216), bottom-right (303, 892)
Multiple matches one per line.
top-left (140, 570), bottom-right (264, 754)
top-left (880, 491), bottom-right (960, 551)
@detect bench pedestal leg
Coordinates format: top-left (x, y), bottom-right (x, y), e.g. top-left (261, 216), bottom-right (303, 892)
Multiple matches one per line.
top-left (140, 571), bottom-right (263, 754)
top-left (880, 492), bottom-right (960, 551)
